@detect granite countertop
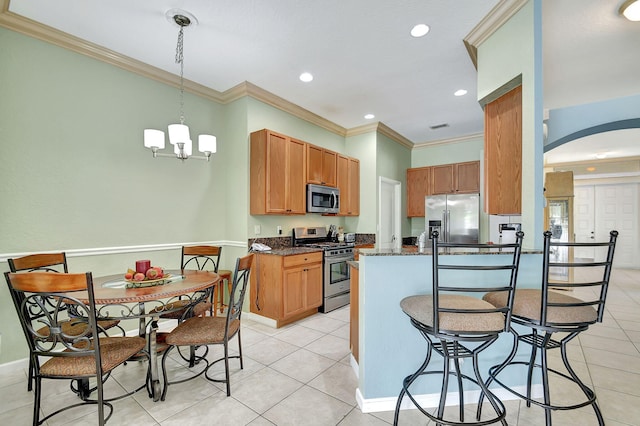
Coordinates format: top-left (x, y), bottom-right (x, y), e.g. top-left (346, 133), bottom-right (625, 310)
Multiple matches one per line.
top-left (255, 247), bottom-right (323, 256)
top-left (358, 247), bottom-right (542, 256)
top-left (347, 260), bottom-right (359, 269)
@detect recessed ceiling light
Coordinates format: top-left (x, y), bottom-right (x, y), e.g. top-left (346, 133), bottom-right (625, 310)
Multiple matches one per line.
top-left (619, 0), bottom-right (640, 21)
top-left (364, 114), bottom-right (375, 120)
top-left (454, 89), bottom-right (468, 97)
top-left (594, 153), bottom-right (607, 159)
top-left (299, 72), bottom-right (313, 82)
top-left (586, 167), bottom-right (596, 172)
top-left (410, 24), bottom-right (430, 38)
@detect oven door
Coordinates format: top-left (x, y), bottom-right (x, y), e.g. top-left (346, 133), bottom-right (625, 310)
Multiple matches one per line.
top-left (324, 254), bottom-right (352, 297)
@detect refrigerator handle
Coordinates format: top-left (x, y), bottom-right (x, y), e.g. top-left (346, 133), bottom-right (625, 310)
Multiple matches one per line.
top-left (445, 210), bottom-right (451, 242)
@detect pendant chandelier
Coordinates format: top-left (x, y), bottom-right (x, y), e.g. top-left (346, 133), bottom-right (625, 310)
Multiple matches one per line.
top-left (143, 10), bottom-right (216, 161)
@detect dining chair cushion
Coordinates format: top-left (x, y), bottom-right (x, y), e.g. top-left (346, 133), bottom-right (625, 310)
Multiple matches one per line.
top-left (400, 294), bottom-right (506, 333)
top-left (166, 317), bottom-right (240, 346)
top-left (483, 289), bottom-right (598, 325)
top-left (39, 336), bottom-right (145, 377)
top-left (36, 319), bottom-right (121, 339)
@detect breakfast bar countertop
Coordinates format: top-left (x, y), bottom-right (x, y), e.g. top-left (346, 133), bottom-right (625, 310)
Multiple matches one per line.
top-left (357, 246), bottom-right (542, 256)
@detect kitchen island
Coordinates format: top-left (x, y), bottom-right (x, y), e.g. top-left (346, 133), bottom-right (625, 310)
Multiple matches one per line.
top-left (353, 247), bottom-right (543, 413)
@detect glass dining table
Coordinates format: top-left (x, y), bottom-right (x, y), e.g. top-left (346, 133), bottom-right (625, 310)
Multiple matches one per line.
top-left (72, 269), bottom-right (220, 401)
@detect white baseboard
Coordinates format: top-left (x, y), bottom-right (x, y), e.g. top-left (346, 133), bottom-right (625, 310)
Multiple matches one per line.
top-left (244, 312), bottom-right (278, 328)
top-left (356, 385), bottom-right (543, 413)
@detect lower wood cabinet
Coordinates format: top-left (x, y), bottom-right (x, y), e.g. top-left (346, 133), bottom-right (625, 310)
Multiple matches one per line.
top-left (249, 251), bottom-right (323, 327)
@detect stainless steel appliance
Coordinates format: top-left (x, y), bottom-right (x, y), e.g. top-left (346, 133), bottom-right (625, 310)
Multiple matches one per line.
top-left (293, 226), bottom-right (354, 313)
top-left (426, 193), bottom-right (480, 243)
top-left (307, 184), bottom-right (340, 214)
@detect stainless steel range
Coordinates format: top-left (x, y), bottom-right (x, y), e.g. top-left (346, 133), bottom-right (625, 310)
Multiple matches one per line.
top-left (293, 226), bottom-right (354, 313)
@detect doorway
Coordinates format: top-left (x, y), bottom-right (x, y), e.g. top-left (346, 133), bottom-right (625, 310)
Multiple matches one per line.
top-left (574, 182), bottom-right (638, 267)
top-left (378, 177), bottom-right (401, 249)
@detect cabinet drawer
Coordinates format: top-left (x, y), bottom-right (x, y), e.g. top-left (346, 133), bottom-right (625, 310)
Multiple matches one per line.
top-left (283, 252), bottom-right (323, 268)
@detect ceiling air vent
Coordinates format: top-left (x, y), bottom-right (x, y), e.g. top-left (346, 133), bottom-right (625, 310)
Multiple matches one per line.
top-left (429, 123), bottom-right (449, 130)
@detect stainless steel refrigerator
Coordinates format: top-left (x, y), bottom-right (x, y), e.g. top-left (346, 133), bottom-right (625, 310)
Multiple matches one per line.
top-left (425, 193), bottom-right (480, 243)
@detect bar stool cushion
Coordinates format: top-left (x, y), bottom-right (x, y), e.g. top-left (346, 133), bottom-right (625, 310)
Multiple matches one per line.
top-left (483, 289), bottom-right (598, 324)
top-left (400, 294), bottom-right (506, 333)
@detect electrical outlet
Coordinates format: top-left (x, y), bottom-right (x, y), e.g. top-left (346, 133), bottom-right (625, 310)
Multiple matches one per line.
top-left (277, 225), bottom-right (282, 235)
top-left (254, 225), bottom-right (261, 235)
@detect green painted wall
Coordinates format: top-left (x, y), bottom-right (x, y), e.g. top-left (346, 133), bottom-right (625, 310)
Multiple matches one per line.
top-left (477, 0), bottom-right (544, 249)
top-left (346, 132), bottom-right (378, 233)
top-left (375, 132), bottom-right (412, 237)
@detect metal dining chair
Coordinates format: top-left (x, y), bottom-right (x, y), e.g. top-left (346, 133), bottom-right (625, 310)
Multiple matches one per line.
top-left (7, 252), bottom-right (123, 393)
top-left (5, 271), bottom-right (146, 426)
top-left (161, 253), bottom-right (254, 399)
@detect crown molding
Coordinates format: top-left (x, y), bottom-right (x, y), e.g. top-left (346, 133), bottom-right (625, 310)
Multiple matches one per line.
top-left (463, 0), bottom-right (529, 68)
top-left (412, 132), bottom-right (484, 149)
top-left (346, 122), bottom-right (414, 149)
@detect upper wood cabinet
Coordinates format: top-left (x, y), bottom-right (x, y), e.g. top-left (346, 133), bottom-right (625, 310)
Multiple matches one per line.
top-left (307, 145), bottom-right (337, 187)
top-left (250, 129), bottom-right (306, 215)
top-left (484, 85), bottom-right (522, 214)
top-left (407, 161), bottom-right (479, 217)
top-left (431, 164), bottom-right (455, 194)
top-left (337, 155), bottom-right (360, 216)
top-left (431, 161), bottom-right (480, 195)
top-left (407, 167), bottom-right (432, 217)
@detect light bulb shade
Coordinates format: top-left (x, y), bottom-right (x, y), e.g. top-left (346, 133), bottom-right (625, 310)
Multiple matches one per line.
top-left (168, 123), bottom-right (191, 145)
top-left (620, 0), bottom-right (640, 21)
top-left (174, 139), bottom-right (193, 157)
top-left (198, 134), bottom-right (217, 153)
top-left (144, 129), bottom-right (165, 149)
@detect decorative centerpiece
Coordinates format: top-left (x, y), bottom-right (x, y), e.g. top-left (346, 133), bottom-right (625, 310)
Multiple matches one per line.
top-left (124, 260), bottom-right (170, 287)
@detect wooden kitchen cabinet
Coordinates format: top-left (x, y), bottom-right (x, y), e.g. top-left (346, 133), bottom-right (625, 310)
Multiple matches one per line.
top-left (249, 251), bottom-right (323, 327)
top-left (484, 85), bottom-right (522, 214)
top-left (337, 155), bottom-right (360, 216)
top-left (307, 145), bottom-right (337, 187)
top-left (432, 161), bottom-right (480, 195)
top-left (406, 167), bottom-right (432, 217)
top-left (250, 129), bottom-right (306, 215)
top-left (431, 164), bottom-right (455, 194)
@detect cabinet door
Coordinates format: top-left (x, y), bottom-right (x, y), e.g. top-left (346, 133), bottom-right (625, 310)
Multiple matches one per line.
top-left (431, 164), bottom-right (454, 195)
top-left (304, 263), bottom-right (323, 309)
top-left (322, 150), bottom-right (337, 187)
top-left (306, 145), bottom-right (323, 184)
top-left (337, 155), bottom-right (349, 215)
top-left (455, 161), bottom-right (480, 193)
top-left (348, 158), bottom-right (360, 216)
top-left (485, 85), bottom-right (522, 214)
top-left (407, 167), bottom-right (431, 217)
top-left (287, 139), bottom-right (306, 214)
top-left (265, 132), bottom-right (288, 213)
top-left (283, 266), bottom-right (305, 318)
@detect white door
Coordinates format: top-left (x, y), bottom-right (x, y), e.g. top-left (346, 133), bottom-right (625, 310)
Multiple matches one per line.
top-left (594, 184), bottom-right (638, 267)
top-left (379, 177), bottom-right (401, 249)
top-left (574, 186), bottom-right (595, 259)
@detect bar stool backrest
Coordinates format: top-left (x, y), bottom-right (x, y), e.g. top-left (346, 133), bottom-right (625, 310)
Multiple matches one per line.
top-left (539, 230), bottom-right (618, 328)
top-left (431, 230), bottom-right (524, 339)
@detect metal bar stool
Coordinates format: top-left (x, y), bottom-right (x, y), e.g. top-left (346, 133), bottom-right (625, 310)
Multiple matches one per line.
top-left (481, 230), bottom-right (618, 425)
top-left (394, 230), bottom-right (524, 426)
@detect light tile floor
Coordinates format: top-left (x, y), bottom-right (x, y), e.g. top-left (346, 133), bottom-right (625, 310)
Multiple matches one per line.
top-left (1, 268), bottom-right (639, 425)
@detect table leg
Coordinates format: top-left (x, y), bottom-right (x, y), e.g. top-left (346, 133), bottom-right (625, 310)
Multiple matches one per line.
top-left (148, 315), bottom-right (161, 401)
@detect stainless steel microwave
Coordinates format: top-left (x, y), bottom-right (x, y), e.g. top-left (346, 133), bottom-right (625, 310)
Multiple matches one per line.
top-left (307, 184), bottom-right (340, 214)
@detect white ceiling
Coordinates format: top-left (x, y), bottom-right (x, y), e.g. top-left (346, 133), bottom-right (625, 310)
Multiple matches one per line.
top-left (5, 0), bottom-right (640, 164)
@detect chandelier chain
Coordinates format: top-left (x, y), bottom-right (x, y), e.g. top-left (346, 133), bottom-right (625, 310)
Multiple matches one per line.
top-left (175, 25), bottom-right (185, 125)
